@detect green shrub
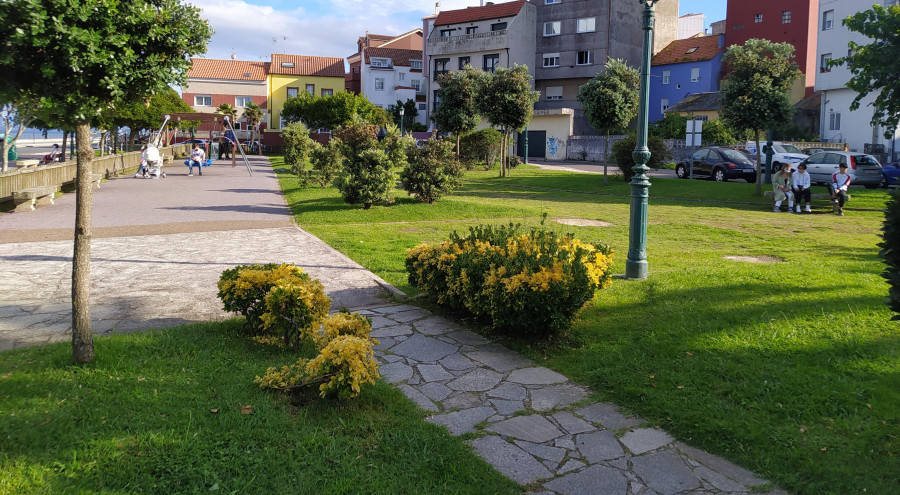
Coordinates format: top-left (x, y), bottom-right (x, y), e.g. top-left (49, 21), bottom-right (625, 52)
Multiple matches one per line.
top-left (260, 276), bottom-right (332, 349)
top-left (281, 122), bottom-right (314, 176)
top-left (333, 123), bottom-right (404, 208)
top-left (217, 263), bottom-right (299, 332)
top-left (459, 128), bottom-right (501, 170)
top-left (309, 140), bottom-right (342, 188)
top-left (880, 190), bottom-right (900, 319)
top-left (406, 224), bottom-right (614, 335)
top-left (401, 137), bottom-right (462, 203)
top-left (611, 134), bottom-right (670, 182)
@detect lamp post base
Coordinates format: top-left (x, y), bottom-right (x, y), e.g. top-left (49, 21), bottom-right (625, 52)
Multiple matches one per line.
top-left (625, 259), bottom-right (648, 280)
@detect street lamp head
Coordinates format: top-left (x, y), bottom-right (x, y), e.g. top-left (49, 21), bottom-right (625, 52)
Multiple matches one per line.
top-left (399, 109), bottom-right (405, 116)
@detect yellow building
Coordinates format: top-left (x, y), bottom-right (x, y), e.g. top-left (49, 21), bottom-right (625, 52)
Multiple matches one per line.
top-left (267, 54), bottom-right (346, 131)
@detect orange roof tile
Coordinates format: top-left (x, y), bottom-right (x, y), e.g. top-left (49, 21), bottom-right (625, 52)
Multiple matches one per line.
top-left (270, 54), bottom-right (345, 77)
top-left (434, 0), bottom-right (527, 26)
top-left (652, 35), bottom-right (724, 66)
top-left (365, 48), bottom-right (423, 67)
top-left (187, 58), bottom-right (269, 81)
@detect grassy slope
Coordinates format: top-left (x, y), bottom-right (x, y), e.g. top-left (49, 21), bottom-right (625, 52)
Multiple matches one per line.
top-left (274, 158), bottom-right (899, 495)
top-left (0, 321), bottom-right (520, 495)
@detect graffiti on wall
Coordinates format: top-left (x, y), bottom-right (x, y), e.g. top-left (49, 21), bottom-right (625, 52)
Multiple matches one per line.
top-left (547, 136), bottom-right (564, 157)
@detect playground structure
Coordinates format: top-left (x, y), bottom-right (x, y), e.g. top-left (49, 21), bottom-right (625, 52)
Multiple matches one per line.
top-left (161, 113), bottom-right (253, 177)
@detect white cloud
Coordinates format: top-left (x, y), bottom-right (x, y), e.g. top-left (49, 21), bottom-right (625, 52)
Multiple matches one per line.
top-left (190, 0), bottom-right (483, 61)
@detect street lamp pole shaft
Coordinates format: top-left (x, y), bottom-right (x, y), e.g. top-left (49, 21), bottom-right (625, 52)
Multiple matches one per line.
top-left (625, 0), bottom-right (656, 280)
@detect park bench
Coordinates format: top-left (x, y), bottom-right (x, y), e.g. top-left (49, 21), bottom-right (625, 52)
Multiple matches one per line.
top-left (764, 190), bottom-right (850, 213)
top-left (11, 185), bottom-right (59, 212)
top-left (14, 159), bottom-right (40, 169)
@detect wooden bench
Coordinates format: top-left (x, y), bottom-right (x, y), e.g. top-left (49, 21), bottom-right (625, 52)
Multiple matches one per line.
top-left (11, 185), bottom-right (59, 212)
top-left (764, 190), bottom-right (850, 212)
top-left (13, 159), bottom-right (40, 169)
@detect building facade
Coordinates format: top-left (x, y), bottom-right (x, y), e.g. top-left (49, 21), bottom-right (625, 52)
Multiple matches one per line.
top-left (267, 54), bottom-right (346, 132)
top-left (678, 13), bottom-right (705, 39)
top-left (815, 0), bottom-right (899, 158)
top-left (725, 0), bottom-right (819, 101)
top-left (183, 58), bottom-right (269, 130)
top-left (649, 34), bottom-right (725, 122)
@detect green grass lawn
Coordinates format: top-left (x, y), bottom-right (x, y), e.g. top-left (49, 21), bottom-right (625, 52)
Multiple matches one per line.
top-left (0, 321), bottom-right (520, 495)
top-left (274, 158), bottom-right (899, 495)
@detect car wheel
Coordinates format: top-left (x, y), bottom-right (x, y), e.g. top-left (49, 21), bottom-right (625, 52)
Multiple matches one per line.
top-left (865, 184), bottom-right (878, 189)
top-left (772, 162), bottom-right (782, 174)
top-left (675, 164), bottom-right (687, 179)
top-left (746, 175), bottom-right (757, 184)
top-left (713, 168), bottom-right (726, 182)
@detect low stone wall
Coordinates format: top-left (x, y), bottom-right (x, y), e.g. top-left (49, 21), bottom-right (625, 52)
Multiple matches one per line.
top-left (0, 144), bottom-right (188, 203)
top-left (565, 135), bottom-right (627, 162)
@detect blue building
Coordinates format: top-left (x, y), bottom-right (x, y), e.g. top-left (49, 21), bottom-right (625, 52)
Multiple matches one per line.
top-left (649, 34), bottom-right (725, 122)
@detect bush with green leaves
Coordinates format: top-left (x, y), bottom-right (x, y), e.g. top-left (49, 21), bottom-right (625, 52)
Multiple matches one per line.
top-left (880, 190), bottom-right (900, 320)
top-left (406, 224), bottom-right (614, 335)
top-left (611, 134), bottom-right (671, 181)
top-left (260, 275), bottom-right (332, 349)
top-left (332, 122), bottom-right (407, 209)
top-left (401, 137), bottom-right (462, 204)
top-left (459, 128), bottom-right (501, 170)
top-left (281, 122), bottom-right (314, 176)
top-left (309, 140), bottom-right (342, 188)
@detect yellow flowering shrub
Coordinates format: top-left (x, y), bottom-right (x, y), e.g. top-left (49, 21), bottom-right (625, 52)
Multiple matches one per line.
top-left (261, 278), bottom-right (331, 349)
top-left (316, 311), bottom-right (378, 349)
top-left (217, 263), bottom-right (310, 332)
top-left (406, 224), bottom-right (614, 335)
top-left (254, 335), bottom-right (380, 399)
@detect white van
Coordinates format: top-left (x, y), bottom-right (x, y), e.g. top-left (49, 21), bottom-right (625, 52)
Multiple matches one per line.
top-left (744, 141), bottom-right (808, 173)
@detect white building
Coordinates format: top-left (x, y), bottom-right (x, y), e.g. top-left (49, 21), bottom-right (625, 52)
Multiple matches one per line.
top-left (815, 0), bottom-right (899, 160)
top-left (678, 13), bottom-right (705, 39)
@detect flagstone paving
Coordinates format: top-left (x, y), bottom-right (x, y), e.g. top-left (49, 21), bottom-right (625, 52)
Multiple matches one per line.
top-left (361, 304), bottom-right (786, 495)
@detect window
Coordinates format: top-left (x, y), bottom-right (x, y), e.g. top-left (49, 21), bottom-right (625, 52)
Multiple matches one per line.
top-left (194, 95), bottom-right (212, 107)
top-left (440, 29), bottom-right (454, 37)
top-left (483, 54), bottom-right (500, 73)
top-left (433, 58), bottom-right (449, 80)
top-left (286, 87), bottom-right (299, 98)
top-left (820, 53), bottom-right (832, 73)
top-left (823, 10), bottom-right (834, 30)
top-left (281, 62), bottom-right (294, 68)
top-left (466, 26), bottom-right (477, 34)
top-left (544, 21), bottom-right (561, 36)
top-left (418, 103), bottom-right (426, 111)
top-left (305, 84), bottom-right (315, 95)
top-left (691, 67), bottom-right (700, 82)
top-left (685, 47), bottom-right (698, 54)
top-left (545, 0), bottom-right (560, 4)
top-left (576, 51), bottom-right (593, 65)
top-left (829, 113), bottom-right (841, 130)
top-left (491, 22), bottom-right (507, 31)
top-left (577, 17), bottom-right (596, 33)
top-left (545, 86), bottom-right (563, 101)
top-left (543, 53), bottom-right (560, 68)
top-left (399, 72), bottom-right (406, 81)
top-left (458, 56), bottom-right (470, 70)
top-left (782, 10), bottom-right (791, 24)
top-left (321, 89), bottom-right (333, 97)
top-left (433, 90), bottom-right (440, 111)
top-left (695, 115), bottom-right (709, 122)
top-left (410, 60), bottom-right (423, 70)
top-left (375, 78), bottom-right (384, 91)
top-left (661, 98), bottom-right (669, 114)
top-left (411, 79), bottom-right (421, 91)
top-left (235, 96), bottom-right (253, 107)
top-left (371, 57), bottom-right (390, 68)
top-left (662, 70), bottom-right (670, 84)
top-left (754, 14), bottom-right (763, 23)
top-left (733, 24), bottom-right (744, 30)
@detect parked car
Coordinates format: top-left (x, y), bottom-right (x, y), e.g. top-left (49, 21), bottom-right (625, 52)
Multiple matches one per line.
top-left (799, 151), bottom-right (882, 188)
top-left (176, 138), bottom-right (209, 147)
top-left (879, 161), bottom-right (900, 187)
top-left (744, 141), bottom-right (808, 173)
top-left (802, 147), bottom-right (828, 156)
top-left (241, 140), bottom-right (266, 154)
top-left (676, 147), bottom-right (757, 183)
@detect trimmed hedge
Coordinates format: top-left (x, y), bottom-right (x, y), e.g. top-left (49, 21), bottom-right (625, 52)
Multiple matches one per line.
top-left (406, 224), bottom-right (614, 335)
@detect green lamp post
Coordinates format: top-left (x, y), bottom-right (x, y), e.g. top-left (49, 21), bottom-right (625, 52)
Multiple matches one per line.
top-left (399, 108), bottom-right (405, 136)
top-left (625, 0), bottom-right (658, 280)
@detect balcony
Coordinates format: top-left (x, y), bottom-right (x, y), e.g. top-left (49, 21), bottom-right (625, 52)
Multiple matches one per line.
top-left (427, 30), bottom-right (509, 56)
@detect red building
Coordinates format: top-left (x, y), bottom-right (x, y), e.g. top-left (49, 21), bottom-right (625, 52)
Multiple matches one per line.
top-left (725, 0), bottom-right (819, 100)
top-left (182, 58), bottom-right (269, 133)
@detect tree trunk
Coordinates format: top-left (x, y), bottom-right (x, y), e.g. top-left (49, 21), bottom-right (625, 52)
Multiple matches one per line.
top-left (61, 131), bottom-right (69, 162)
top-left (456, 133), bottom-right (461, 160)
top-left (72, 120), bottom-right (95, 363)
top-left (754, 129), bottom-right (762, 196)
top-left (604, 130), bottom-right (610, 186)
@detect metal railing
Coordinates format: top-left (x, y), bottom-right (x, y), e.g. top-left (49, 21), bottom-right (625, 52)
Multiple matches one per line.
top-left (427, 29), bottom-right (507, 45)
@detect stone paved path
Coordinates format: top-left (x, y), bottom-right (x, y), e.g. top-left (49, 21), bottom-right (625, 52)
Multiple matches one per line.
top-left (361, 304), bottom-right (787, 495)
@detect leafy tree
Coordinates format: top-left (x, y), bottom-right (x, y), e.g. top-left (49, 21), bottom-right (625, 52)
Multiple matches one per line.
top-left (389, 99), bottom-right (418, 132)
top-left (432, 66), bottom-right (484, 157)
top-left (720, 38), bottom-right (801, 194)
top-left (478, 66), bottom-right (539, 177)
top-left (216, 103), bottom-right (238, 120)
top-left (242, 102), bottom-right (264, 154)
top-left (282, 91), bottom-right (388, 131)
top-left (112, 87), bottom-right (195, 150)
top-left (0, 0), bottom-right (211, 363)
top-left (649, 112), bottom-right (688, 140)
top-left (401, 136), bottom-right (461, 204)
top-left (459, 128), bottom-right (501, 170)
top-left (577, 58), bottom-right (639, 185)
top-left (832, 4), bottom-right (900, 139)
top-left (702, 119), bottom-right (741, 146)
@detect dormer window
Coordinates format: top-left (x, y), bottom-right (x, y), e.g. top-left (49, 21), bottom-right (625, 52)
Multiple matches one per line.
top-left (685, 47), bottom-right (699, 54)
top-left (371, 57), bottom-right (391, 68)
top-left (281, 62), bottom-right (294, 68)
top-left (243, 72), bottom-right (251, 77)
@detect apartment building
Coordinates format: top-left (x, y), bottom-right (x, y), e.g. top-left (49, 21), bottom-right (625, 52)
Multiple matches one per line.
top-left (267, 54), bottom-right (346, 132)
top-left (725, 0), bottom-right (819, 101)
top-left (650, 34), bottom-right (725, 122)
top-left (183, 58), bottom-right (269, 130)
top-left (815, 0), bottom-right (899, 158)
top-left (347, 30), bottom-right (428, 126)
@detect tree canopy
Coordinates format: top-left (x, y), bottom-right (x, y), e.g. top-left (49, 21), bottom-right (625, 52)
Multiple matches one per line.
top-left (282, 91), bottom-right (389, 131)
top-left (832, 4), bottom-right (900, 137)
top-left (432, 66), bottom-right (484, 149)
top-left (477, 66), bottom-right (539, 177)
top-left (577, 58), bottom-right (639, 135)
top-left (389, 99), bottom-right (419, 131)
top-left (112, 87), bottom-right (195, 147)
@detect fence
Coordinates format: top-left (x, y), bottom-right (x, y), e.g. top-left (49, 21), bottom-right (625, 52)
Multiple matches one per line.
top-left (0, 144), bottom-right (188, 203)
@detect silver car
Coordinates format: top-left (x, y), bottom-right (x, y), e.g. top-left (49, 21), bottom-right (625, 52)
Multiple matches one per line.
top-left (801, 151), bottom-right (882, 188)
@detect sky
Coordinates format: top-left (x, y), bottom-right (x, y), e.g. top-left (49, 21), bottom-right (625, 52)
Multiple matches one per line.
top-left (193, 0), bottom-right (728, 62)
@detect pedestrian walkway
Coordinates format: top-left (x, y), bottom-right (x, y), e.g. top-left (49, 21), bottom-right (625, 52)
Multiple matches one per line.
top-left (0, 156), bottom-right (785, 494)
